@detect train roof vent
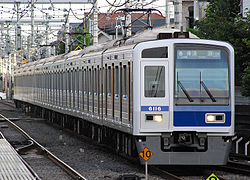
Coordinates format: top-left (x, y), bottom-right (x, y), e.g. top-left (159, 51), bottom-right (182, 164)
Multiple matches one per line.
top-left (157, 33), bottom-right (172, 39)
top-left (173, 32), bottom-right (189, 38)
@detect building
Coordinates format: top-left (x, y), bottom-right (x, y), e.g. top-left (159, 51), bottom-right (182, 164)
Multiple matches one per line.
top-left (97, 12), bottom-right (166, 43)
top-left (166, 0), bottom-right (210, 30)
top-left (242, 0), bottom-right (250, 17)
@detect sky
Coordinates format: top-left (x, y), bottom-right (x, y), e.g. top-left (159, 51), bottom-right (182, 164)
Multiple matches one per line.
top-left (0, 0), bottom-right (167, 49)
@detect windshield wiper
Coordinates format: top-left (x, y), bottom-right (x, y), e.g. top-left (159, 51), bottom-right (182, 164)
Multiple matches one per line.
top-left (201, 81), bottom-right (216, 102)
top-left (177, 81), bottom-right (193, 102)
top-left (151, 67), bottom-right (163, 97)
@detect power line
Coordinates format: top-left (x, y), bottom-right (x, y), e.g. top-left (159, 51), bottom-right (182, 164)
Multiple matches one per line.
top-left (106, 0), bottom-right (129, 8)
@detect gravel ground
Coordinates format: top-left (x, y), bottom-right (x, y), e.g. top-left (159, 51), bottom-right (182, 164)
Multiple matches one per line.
top-left (0, 101), bottom-right (162, 180)
top-left (0, 100), bottom-right (249, 180)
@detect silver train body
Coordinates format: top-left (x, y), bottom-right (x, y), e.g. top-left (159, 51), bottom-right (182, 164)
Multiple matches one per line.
top-left (14, 28), bottom-right (234, 165)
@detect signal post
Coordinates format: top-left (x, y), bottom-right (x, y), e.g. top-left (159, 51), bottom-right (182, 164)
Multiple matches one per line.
top-left (139, 147), bottom-right (153, 180)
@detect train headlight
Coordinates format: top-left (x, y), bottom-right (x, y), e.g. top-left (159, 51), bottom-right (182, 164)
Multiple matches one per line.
top-left (206, 115), bottom-right (216, 122)
top-left (205, 113), bottom-right (225, 123)
top-left (153, 114), bottom-right (163, 123)
top-left (146, 114), bottom-right (163, 123)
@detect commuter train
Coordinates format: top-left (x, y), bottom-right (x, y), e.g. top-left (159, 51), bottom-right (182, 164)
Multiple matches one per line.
top-left (14, 28), bottom-right (234, 165)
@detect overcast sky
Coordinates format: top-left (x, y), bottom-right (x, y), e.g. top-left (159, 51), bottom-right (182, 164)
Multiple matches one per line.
top-left (0, 0), bottom-right (167, 43)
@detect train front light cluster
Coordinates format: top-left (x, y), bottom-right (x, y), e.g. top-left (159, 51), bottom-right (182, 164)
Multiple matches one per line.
top-left (205, 113), bottom-right (225, 123)
top-left (146, 114), bottom-right (163, 123)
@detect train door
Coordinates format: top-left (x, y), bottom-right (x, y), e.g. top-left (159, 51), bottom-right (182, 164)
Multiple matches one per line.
top-left (88, 67), bottom-right (93, 115)
top-left (140, 61), bottom-right (169, 132)
top-left (63, 70), bottom-right (67, 109)
top-left (79, 67), bottom-right (83, 113)
top-left (106, 64), bottom-right (113, 120)
top-left (121, 62), bottom-right (131, 126)
top-left (71, 69), bottom-right (74, 110)
top-left (75, 67), bottom-right (79, 112)
top-left (99, 65), bottom-right (104, 120)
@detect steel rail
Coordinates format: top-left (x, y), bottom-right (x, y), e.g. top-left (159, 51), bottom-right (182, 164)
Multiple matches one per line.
top-left (0, 113), bottom-right (87, 180)
top-left (220, 161), bottom-right (250, 175)
top-left (149, 166), bottom-right (184, 180)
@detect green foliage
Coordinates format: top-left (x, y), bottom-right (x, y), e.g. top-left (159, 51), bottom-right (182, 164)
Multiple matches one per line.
top-left (190, 0), bottom-right (250, 86)
top-left (85, 28), bottom-right (91, 46)
top-left (72, 26), bottom-right (92, 51)
top-left (56, 25), bottom-right (92, 55)
top-left (241, 63), bottom-right (250, 97)
top-left (57, 41), bottom-right (65, 55)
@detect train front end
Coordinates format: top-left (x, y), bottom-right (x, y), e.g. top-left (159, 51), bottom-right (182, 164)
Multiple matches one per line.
top-left (133, 38), bottom-right (234, 165)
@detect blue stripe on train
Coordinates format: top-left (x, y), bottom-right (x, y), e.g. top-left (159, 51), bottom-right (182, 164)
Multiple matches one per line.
top-left (174, 106), bottom-right (231, 127)
top-left (141, 106), bottom-right (169, 112)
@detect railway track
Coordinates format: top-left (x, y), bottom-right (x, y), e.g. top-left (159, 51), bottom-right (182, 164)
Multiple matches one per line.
top-left (0, 113), bottom-right (87, 180)
top-left (1, 100), bottom-right (250, 180)
top-left (218, 160), bottom-right (250, 175)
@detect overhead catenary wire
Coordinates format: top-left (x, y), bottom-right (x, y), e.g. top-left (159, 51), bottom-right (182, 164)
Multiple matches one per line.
top-left (106, 0), bottom-right (129, 8)
top-left (0, 0), bottom-right (167, 58)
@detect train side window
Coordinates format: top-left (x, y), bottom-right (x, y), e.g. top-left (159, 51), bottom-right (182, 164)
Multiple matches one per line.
top-left (144, 66), bottom-right (165, 97)
top-left (122, 65), bottom-right (127, 98)
top-left (94, 68), bottom-right (97, 95)
top-left (107, 66), bottom-right (111, 96)
top-left (89, 69), bottom-right (92, 95)
top-left (142, 47), bottom-right (168, 58)
top-left (68, 71), bottom-right (71, 92)
top-left (114, 66), bottom-right (119, 98)
top-left (83, 69), bottom-right (86, 94)
top-left (63, 71), bottom-right (66, 92)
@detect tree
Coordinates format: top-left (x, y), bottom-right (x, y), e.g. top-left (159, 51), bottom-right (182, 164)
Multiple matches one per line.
top-left (241, 63), bottom-right (250, 97)
top-left (188, 0), bottom-right (250, 87)
top-left (56, 25), bottom-right (92, 55)
top-left (71, 26), bottom-right (91, 51)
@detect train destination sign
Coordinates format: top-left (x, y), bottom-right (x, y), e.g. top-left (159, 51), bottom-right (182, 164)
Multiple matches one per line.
top-left (139, 147), bottom-right (153, 161)
top-left (177, 49), bottom-right (221, 59)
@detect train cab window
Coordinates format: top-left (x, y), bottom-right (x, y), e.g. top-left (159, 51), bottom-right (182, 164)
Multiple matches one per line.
top-left (142, 47), bottom-right (168, 58)
top-left (144, 66), bottom-right (165, 97)
top-left (175, 46), bottom-right (230, 105)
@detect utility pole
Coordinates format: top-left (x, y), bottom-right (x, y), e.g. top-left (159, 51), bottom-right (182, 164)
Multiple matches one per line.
top-left (83, 17), bottom-right (86, 46)
top-left (93, 0), bottom-right (98, 45)
top-left (174, 0), bottom-right (182, 29)
top-left (0, 57), bottom-right (3, 91)
top-left (8, 54), bottom-right (12, 99)
top-left (115, 17), bottom-right (119, 39)
top-left (194, 0), bottom-right (199, 21)
top-left (165, 0), bottom-right (170, 28)
top-left (15, 1), bottom-right (21, 51)
top-left (30, 0), bottom-right (35, 61)
top-left (0, 25), bottom-right (4, 91)
top-left (125, 0), bottom-right (132, 37)
top-left (4, 57), bottom-right (7, 94)
top-left (65, 13), bottom-right (70, 53)
top-left (6, 24), bottom-right (10, 55)
top-left (46, 13), bottom-right (50, 57)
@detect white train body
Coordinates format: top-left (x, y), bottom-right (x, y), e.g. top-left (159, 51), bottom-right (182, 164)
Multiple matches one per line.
top-left (14, 28), bottom-right (234, 165)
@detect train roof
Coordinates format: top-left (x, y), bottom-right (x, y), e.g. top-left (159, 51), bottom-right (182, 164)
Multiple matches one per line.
top-left (15, 27), bottom-right (199, 72)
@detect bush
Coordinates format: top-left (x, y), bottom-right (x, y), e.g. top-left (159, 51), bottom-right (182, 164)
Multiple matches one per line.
top-left (241, 63), bottom-right (250, 97)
